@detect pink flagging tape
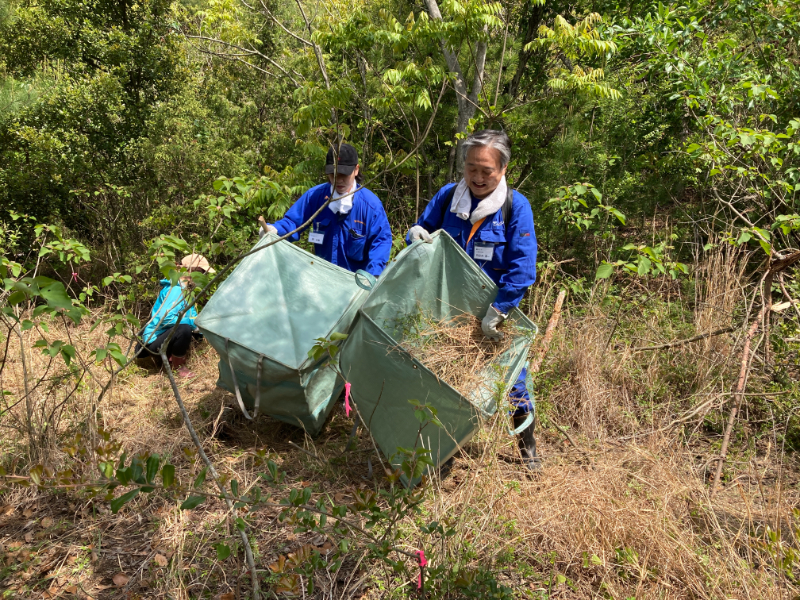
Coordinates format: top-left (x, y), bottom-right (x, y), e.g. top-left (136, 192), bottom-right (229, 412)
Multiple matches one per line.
top-left (344, 382), bottom-right (352, 417)
top-left (416, 549), bottom-right (427, 589)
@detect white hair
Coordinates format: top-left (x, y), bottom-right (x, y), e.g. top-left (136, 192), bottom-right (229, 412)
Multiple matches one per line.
top-left (462, 129), bottom-right (511, 167)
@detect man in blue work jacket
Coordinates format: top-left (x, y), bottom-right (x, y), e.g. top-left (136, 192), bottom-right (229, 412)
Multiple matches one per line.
top-left (406, 129), bottom-right (540, 470)
top-left (261, 143), bottom-right (392, 277)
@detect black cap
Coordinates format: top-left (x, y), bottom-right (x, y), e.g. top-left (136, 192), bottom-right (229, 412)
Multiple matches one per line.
top-left (325, 143), bottom-right (359, 175)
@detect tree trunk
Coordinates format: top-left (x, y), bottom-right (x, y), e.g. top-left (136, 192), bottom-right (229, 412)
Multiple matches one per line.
top-left (507, 3), bottom-right (546, 99)
top-left (423, 0), bottom-right (488, 179)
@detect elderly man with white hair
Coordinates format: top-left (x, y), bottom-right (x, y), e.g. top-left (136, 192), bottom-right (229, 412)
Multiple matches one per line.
top-left (406, 129), bottom-right (540, 470)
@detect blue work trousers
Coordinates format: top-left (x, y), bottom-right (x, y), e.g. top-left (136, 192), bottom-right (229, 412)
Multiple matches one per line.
top-left (509, 367), bottom-right (534, 417)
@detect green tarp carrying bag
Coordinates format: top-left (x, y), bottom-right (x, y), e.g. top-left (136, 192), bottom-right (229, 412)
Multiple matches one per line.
top-left (339, 231), bottom-right (536, 480)
top-left (195, 234), bottom-right (370, 435)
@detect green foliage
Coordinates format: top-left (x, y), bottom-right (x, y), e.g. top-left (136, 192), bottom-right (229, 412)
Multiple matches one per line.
top-left (0, 0), bottom-right (184, 236)
top-left (533, 13), bottom-right (621, 99)
top-left (546, 182), bottom-right (626, 232)
top-left (596, 236), bottom-right (689, 280)
top-left (307, 332), bottom-right (349, 362)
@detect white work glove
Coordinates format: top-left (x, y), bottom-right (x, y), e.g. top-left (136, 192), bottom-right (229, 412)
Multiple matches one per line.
top-left (481, 305), bottom-right (506, 341)
top-left (408, 225), bottom-right (433, 243)
top-left (258, 224), bottom-right (278, 239)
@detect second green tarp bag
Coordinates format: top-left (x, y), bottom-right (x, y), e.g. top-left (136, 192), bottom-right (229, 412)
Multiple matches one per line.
top-left (195, 233), bottom-right (370, 435)
top-left (339, 230), bottom-right (536, 479)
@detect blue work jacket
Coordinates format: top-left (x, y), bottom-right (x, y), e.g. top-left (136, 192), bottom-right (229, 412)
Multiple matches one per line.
top-left (407, 183), bottom-right (537, 314)
top-left (142, 280), bottom-right (198, 344)
top-left (271, 183), bottom-right (392, 277)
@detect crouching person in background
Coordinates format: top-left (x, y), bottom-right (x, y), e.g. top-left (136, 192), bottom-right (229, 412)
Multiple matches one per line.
top-left (406, 129), bottom-right (540, 470)
top-left (136, 254), bottom-right (215, 378)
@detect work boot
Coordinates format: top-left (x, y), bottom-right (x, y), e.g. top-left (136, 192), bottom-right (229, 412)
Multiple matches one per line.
top-left (513, 414), bottom-right (541, 471)
top-left (168, 354), bottom-right (194, 378)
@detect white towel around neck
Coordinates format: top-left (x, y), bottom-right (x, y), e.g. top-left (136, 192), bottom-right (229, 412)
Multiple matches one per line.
top-left (450, 176), bottom-right (508, 224)
top-left (328, 180), bottom-right (358, 215)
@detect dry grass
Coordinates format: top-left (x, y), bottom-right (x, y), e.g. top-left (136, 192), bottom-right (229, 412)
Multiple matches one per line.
top-left (398, 312), bottom-right (519, 397)
top-left (694, 241), bottom-right (748, 385)
top-left (434, 420), bottom-right (797, 599)
top-left (1, 300), bottom-right (799, 599)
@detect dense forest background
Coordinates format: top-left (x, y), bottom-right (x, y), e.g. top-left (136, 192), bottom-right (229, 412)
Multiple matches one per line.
top-left (3, 0), bottom-right (800, 597)
top-left (4, 0), bottom-right (799, 287)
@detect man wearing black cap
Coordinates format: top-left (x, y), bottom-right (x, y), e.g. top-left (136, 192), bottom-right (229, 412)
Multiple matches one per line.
top-left (260, 143), bottom-right (392, 277)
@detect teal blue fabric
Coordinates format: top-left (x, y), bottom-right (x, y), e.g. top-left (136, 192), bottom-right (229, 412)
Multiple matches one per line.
top-left (142, 280), bottom-right (198, 344)
top-left (195, 234), bottom-right (369, 435)
top-left (340, 231), bottom-right (537, 484)
top-left (407, 183), bottom-right (537, 314)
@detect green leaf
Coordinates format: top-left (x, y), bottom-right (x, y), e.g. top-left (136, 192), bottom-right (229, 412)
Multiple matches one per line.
top-left (193, 467), bottom-right (207, 489)
top-left (99, 461), bottom-right (114, 479)
top-left (637, 256), bottom-right (652, 276)
top-left (115, 468), bottom-right (132, 486)
top-left (107, 342), bottom-right (127, 366)
top-left (60, 345), bottom-right (75, 366)
top-left (29, 464), bottom-right (43, 485)
top-left (231, 480), bottom-right (239, 498)
top-left (145, 455), bottom-right (160, 484)
top-left (215, 543), bottom-right (231, 560)
top-left (110, 489), bottom-right (140, 514)
top-left (130, 458), bottom-right (144, 484)
top-left (161, 464), bottom-right (175, 487)
top-left (595, 263), bottom-right (614, 280)
top-left (180, 495), bottom-right (206, 510)
top-left (329, 332), bottom-right (348, 341)
top-left (8, 290), bottom-right (27, 305)
top-left (38, 281), bottom-right (74, 311)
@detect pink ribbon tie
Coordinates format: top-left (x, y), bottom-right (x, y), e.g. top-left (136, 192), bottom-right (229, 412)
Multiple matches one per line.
top-left (344, 382), bottom-right (352, 417)
top-left (71, 272), bottom-right (78, 282)
top-left (416, 549), bottom-right (427, 589)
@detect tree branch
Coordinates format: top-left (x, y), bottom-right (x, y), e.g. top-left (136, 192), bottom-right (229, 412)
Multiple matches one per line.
top-left (632, 326), bottom-right (735, 352)
top-left (160, 350), bottom-right (260, 599)
top-left (184, 33), bottom-right (301, 87)
top-left (293, 0), bottom-right (330, 89)
top-left (711, 307), bottom-right (764, 495)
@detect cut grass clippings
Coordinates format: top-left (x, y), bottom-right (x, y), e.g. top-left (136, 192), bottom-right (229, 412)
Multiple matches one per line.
top-left (398, 311), bottom-right (522, 398)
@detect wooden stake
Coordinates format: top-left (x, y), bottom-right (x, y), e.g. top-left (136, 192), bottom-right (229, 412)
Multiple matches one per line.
top-left (530, 289), bottom-right (566, 375)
